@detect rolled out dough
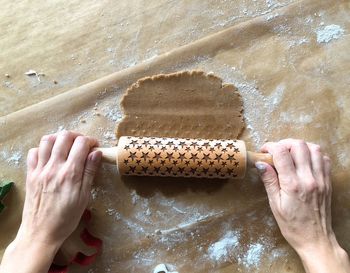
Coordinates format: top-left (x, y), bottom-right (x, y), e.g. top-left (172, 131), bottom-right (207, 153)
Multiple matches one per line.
top-left (116, 71), bottom-right (245, 140)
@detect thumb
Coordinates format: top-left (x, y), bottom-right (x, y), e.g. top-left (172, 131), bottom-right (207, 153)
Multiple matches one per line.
top-left (82, 151), bottom-right (102, 193)
top-left (255, 162), bottom-right (280, 203)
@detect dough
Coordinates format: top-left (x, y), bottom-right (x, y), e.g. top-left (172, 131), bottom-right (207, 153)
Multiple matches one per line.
top-left (116, 71), bottom-right (244, 140)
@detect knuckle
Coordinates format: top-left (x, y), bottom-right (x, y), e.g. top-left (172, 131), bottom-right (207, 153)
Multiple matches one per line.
top-left (289, 183), bottom-right (299, 194)
top-left (59, 130), bottom-right (71, 138)
top-left (76, 136), bottom-right (89, 147)
top-left (317, 184), bottom-right (325, 194)
top-left (84, 167), bottom-right (96, 177)
top-left (323, 155), bottom-right (331, 163)
top-left (65, 164), bottom-right (82, 182)
top-left (294, 139), bottom-right (307, 147)
top-left (310, 144), bottom-right (322, 153)
top-left (28, 147), bottom-right (38, 155)
top-left (41, 134), bottom-right (54, 142)
top-left (306, 178), bottom-right (318, 192)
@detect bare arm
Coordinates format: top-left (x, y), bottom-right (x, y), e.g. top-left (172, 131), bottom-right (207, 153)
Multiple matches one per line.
top-left (256, 139), bottom-right (350, 273)
top-left (0, 131), bottom-right (102, 273)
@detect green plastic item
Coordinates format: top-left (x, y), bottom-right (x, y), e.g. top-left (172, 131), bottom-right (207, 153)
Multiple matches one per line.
top-left (0, 181), bottom-right (14, 214)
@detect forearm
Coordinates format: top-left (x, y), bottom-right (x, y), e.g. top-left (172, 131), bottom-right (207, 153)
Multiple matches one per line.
top-left (297, 239), bottom-right (350, 273)
top-left (0, 235), bottom-right (59, 273)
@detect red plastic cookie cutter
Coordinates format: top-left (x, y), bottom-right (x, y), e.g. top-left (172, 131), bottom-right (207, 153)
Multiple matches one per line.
top-left (48, 210), bottom-right (102, 273)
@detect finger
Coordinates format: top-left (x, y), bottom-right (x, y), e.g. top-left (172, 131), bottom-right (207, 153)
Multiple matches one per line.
top-left (323, 155), bottom-right (332, 227)
top-left (67, 136), bottom-right (99, 169)
top-left (323, 155), bottom-right (332, 190)
top-left (27, 148), bottom-right (39, 172)
top-left (261, 142), bottom-right (296, 177)
top-left (255, 161), bottom-right (280, 205)
top-left (278, 139), bottom-right (312, 176)
top-left (50, 131), bottom-right (82, 162)
top-left (306, 143), bottom-right (324, 179)
top-left (37, 134), bottom-right (56, 167)
top-left (81, 151), bottom-right (102, 196)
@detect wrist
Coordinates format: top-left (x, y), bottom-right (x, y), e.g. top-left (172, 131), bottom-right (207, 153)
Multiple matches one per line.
top-left (1, 233), bottom-right (60, 273)
top-left (296, 236), bottom-right (350, 273)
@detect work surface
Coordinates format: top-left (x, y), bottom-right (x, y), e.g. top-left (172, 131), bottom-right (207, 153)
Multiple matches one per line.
top-left (1, 0), bottom-right (349, 272)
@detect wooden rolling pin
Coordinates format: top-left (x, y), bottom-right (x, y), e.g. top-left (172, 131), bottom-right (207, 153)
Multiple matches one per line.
top-left (95, 136), bottom-right (273, 179)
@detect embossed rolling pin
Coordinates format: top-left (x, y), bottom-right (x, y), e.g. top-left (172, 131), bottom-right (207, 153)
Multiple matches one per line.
top-left (95, 136), bottom-right (273, 179)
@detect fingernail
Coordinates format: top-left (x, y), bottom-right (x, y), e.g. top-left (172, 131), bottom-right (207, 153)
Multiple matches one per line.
top-left (91, 151), bottom-right (102, 163)
top-left (255, 162), bottom-right (267, 174)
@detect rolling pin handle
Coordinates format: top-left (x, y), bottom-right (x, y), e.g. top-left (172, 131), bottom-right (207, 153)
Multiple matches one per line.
top-left (93, 147), bottom-right (118, 164)
top-left (247, 151), bottom-right (274, 167)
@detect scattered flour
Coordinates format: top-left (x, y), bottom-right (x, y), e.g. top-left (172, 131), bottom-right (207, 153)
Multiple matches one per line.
top-left (208, 231), bottom-right (240, 262)
top-left (242, 243), bottom-right (265, 268)
top-left (1, 150), bottom-right (23, 166)
top-left (316, 24), bottom-right (345, 43)
top-left (279, 112), bottom-right (313, 125)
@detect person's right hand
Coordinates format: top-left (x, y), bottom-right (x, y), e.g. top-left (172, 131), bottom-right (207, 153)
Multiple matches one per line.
top-left (255, 139), bottom-right (350, 273)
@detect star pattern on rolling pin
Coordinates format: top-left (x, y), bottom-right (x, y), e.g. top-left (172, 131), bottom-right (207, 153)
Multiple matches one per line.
top-left (123, 136), bottom-right (241, 178)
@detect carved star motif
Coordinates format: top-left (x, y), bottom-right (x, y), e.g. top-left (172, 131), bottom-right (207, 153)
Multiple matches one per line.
top-left (203, 142), bottom-right (210, 149)
top-left (155, 140), bottom-right (162, 146)
top-left (154, 166), bottom-right (161, 173)
top-left (221, 148), bottom-right (227, 153)
top-left (141, 152), bottom-right (150, 161)
top-left (202, 167), bottom-right (209, 174)
top-left (136, 159), bottom-right (141, 165)
top-left (166, 152), bottom-right (174, 161)
top-left (214, 153), bottom-right (223, 162)
top-left (226, 143), bottom-right (234, 149)
top-left (136, 145), bottom-right (142, 151)
top-left (148, 146), bottom-right (155, 151)
top-left (215, 143), bottom-right (222, 149)
top-left (128, 152), bottom-right (137, 161)
top-left (160, 160), bottom-right (166, 166)
top-left (142, 140), bottom-right (150, 146)
top-left (141, 166), bottom-right (148, 173)
top-left (221, 161), bottom-right (227, 167)
top-left (185, 160), bottom-right (190, 166)
top-left (166, 141), bottom-right (174, 147)
top-left (185, 147), bottom-right (191, 152)
top-left (234, 161), bottom-right (239, 167)
top-left (227, 154), bottom-right (235, 162)
top-left (190, 142), bottom-right (198, 148)
top-left (177, 152), bottom-right (186, 162)
top-left (123, 159), bottom-right (129, 165)
top-left (178, 167), bottom-right (185, 173)
top-left (190, 167), bottom-right (197, 174)
top-left (227, 168), bottom-right (234, 175)
top-left (173, 146), bottom-right (179, 152)
top-left (234, 147), bottom-right (240, 153)
top-left (129, 166), bottom-right (136, 172)
top-left (161, 146), bottom-right (167, 152)
top-left (166, 167), bottom-right (173, 173)
top-left (209, 161), bottom-right (215, 166)
top-left (190, 153), bottom-right (199, 162)
top-left (202, 153), bottom-right (210, 162)
top-left (148, 160), bottom-right (154, 165)
top-left (215, 168), bottom-right (221, 175)
top-left (130, 140), bottom-right (138, 147)
top-left (197, 147), bottom-right (203, 152)
top-left (197, 161), bottom-right (203, 166)
top-left (124, 145), bottom-right (130, 151)
top-left (153, 152), bottom-right (161, 161)
top-left (179, 141), bottom-right (186, 148)
top-left (172, 160), bottom-right (178, 166)
top-left (209, 147), bottom-right (215, 152)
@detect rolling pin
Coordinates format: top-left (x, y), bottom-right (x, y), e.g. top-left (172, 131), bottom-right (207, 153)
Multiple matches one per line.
top-left (95, 136), bottom-right (273, 179)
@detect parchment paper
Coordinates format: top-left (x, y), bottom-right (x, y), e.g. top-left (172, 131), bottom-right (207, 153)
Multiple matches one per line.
top-left (0, 0), bottom-right (349, 272)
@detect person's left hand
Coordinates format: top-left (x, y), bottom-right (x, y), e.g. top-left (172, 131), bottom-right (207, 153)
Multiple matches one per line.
top-left (18, 131), bottom-right (102, 247)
